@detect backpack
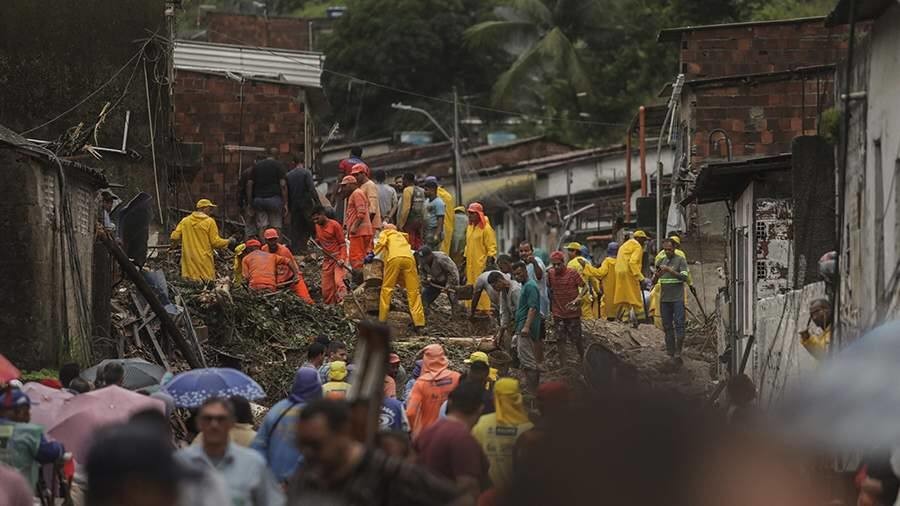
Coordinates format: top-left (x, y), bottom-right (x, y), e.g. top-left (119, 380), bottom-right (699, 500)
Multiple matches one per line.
top-left (407, 186), bottom-right (426, 223)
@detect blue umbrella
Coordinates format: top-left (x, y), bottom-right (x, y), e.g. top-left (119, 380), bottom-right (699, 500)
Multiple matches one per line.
top-left (163, 368), bottom-right (265, 408)
top-left (776, 320), bottom-right (900, 451)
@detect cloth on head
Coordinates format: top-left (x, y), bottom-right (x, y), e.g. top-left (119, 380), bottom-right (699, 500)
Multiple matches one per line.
top-left (389, 353), bottom-right (401, 364)
top-left (633, 230), bottom-right (648, 239)
top-left (536, 381), bottom-right (570, 412)
top-left (565, 242), bottom-right (582, 251)
top-left (467, 202), bottom-right (486, 228)
top-left (327, 361), bottom-right (348, 382)
top-left (289, 367), bottom-right (323, 403)
top-left (494, 378), bottom-right (529, 426)
top-left (420, 344), bottom-right (449, 381)
top-left (350, 163), bottom-right (369, 175)
top-left (607, 242), bottom-right (619, 256)
top-left (263, 228), bottom-right (279, 239)
top-left (550, 251), bottom-right (565, 263)
top-left (424, 176), bottom-right (438, 185)
top-left (196, 198), bottom-right (216, 209)
top-left (340, 175), bottom-right (357, 185)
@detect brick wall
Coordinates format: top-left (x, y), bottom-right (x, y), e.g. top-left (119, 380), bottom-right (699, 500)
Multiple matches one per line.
top-left (678, 20), bottom-right (847, 79)
top-left (689, 74), bottom-right (835, 161)
top-left (172, 70), bottom-right (305, 218)
top-left (205, 12), bottom-right (310, 50)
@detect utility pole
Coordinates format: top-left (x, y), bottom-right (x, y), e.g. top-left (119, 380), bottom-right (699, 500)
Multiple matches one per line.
top-left (453, 87), bottom-right (463, 205)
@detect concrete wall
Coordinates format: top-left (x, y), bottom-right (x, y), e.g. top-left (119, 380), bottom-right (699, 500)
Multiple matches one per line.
top-left (0, 149), bottom-right (102, 369)
top-left (839, 4), bottom-right (900, 339)
top-left (539, 147), bottom-right (675, 199)
top-left (749, 281), bottom-right (825, 407)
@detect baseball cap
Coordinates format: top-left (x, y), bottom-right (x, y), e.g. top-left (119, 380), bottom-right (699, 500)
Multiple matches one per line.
top-left (263, 228), bottom-right (279, 240)
top-left (0, 388), bottom-right (35, 409)
top-left (195, 198), bottom-right (217, 209)
top-left (350, 163), bottom-right (369, 175)
top-left (340, 175), bottom-right (357, 185)
top-left (388, 353), bottom-right (401, 364)
top-left (245, 239), bottom-right (262, 248)
top-left (565, 242), bottom-right (582, 251)
top-left (464, 351), bottom-right (490, 365)
top-left (633, 230), bottom-right (649, 239)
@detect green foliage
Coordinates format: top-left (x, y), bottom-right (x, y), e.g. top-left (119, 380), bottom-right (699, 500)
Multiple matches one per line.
top-left (819, 108), bottom-right (841, 144)
top-left (741, 0), bottom-right (834, 20)
top-left (20, 369), bottom-right (58, 382)
top-left (321, 0), bottom-right (499, 139)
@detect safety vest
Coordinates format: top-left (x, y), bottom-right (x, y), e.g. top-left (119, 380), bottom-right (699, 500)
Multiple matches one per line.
top-left (0, 421), bottom-right (43, 486)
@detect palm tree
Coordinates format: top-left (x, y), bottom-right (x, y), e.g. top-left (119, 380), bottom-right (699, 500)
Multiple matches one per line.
top-left (464, 0), bottom-right (596, 108)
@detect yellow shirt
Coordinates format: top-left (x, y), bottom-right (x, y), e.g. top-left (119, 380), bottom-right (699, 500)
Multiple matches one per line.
top-left (801, 325), bottom-right (831, 360)
top-left (471, 413), bottom-right (533, 489)
top-left (322, 381), bottom-right (352, 399)
top-left (374, 229), bottom-right (414, 261)
top-left (170, 212), bottom-right (231, 281)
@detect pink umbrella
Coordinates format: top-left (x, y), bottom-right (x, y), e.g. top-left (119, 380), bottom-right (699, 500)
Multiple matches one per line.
top-left (21, 382), bottom-right (73, 429)
top-left (48, 386), bottom-right (164, 461)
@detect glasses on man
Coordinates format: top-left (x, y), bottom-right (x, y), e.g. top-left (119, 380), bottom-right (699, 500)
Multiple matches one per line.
top-left (198, 414), bottom-right (230, 425)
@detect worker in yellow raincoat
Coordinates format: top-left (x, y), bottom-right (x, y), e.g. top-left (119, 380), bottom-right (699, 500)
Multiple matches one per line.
top-left (464, 202), bottom-right (498, 311)
top-left (595, 242), bottom-right (619, 319)
top-left (374, 224), bottom-right (425, 331)
top-left (649, 234), bottom-right (690, 328)
top-left (613, 230), bottom-right (649, 320)
top-left (434, 179), bottom-right (455, 255)
top-left (565, 242), bottom-right (600, 320)
top-left (170, 199), bottom-right (234, 281)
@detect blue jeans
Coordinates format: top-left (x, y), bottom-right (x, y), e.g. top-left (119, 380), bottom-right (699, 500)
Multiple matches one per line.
top-left (660, 299), bottom-right (685, 356)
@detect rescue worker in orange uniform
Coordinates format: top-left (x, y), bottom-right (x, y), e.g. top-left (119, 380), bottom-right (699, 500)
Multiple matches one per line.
top-left (311, 206), bottom-right (348, 304)
top-left (240, 239), bottom-right (300, 292)
top-left (341, 175), bottom-right (373, 270)
top-left (406, 344), bottom-right (461, 438)
top-left (262, 228), bottom-right (313, 303)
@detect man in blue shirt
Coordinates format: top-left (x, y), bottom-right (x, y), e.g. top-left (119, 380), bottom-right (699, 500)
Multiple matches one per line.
top-left (513, 261), bottom-right (543, 392)
top-left (422, 180), bottom-right (446, 251)
top-left (251, 368), bottom-right (322, 483)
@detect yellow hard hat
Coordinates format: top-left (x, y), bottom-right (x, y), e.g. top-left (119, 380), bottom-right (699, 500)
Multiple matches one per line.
top-left (565, 242), bottom-right (583, 251)
top-left (670, 235), bottom-right (681, 245)
top-left (633, 230), bottom-right (648, 239)
top-left (196, 198), bottom-right (217, 209)
top-left (464, 351), bottom-right (490, 365)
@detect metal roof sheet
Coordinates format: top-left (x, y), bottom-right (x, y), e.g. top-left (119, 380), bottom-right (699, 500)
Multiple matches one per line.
top-left (173, 40), bottom-right (323, 89)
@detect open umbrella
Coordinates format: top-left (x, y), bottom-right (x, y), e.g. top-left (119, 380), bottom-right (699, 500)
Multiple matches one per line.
top-left (0, 353), bottom-right (21, 383)
top-left (162, 368), bottom-right (265, 408)
top-left (48, 386), bottom-right (164, 461)
top-left (79, 358), bottom-right (166, 391)
top-left (21, 382), bottom-right (73, 429)
top-left (777, 320), bottom-right (900, 451)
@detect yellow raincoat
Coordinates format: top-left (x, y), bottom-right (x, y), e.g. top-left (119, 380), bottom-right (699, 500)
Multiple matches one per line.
top-left (464, 217), bottom-right (498, 311)
top-left (374, 228), bottom-right (425, 326)
top-left (471, 378), bottom-right (533, 489)
top-left (568, 257), bottom-right (600, 320)
top-left (595, 257), bottom-right (618, 319)
top-left (613, 238), bottom-right (645, 312)
top-left (650, 248), bottom-right (689, 328)
top-left (436, 186), bottom-right (455, 255)
top-left (170, 212), bottom-right (230, 281)
top-left (232, 243), bottom-right (247, 284)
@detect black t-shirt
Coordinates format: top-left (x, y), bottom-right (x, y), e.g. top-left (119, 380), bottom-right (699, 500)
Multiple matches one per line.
top-left (250, 159), bottom-right (287, 199)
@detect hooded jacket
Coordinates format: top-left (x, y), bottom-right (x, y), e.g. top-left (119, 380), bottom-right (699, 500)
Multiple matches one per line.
top-left (250, 367), bottom-right (322, 482)
top-left (170, 211), bottom-right (231, 281)
top-left (406, 345), bottom-right (460, 438)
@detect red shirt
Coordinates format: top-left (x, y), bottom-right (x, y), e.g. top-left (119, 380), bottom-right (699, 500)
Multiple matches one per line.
top-left (414, 418), bottom-right (489, 488)
top-left (547, 267), bottom-right (583, 319)
top-left (315, 218), bottom-right (346, 259)
top-left (344, 188), bottom-right (373, 238)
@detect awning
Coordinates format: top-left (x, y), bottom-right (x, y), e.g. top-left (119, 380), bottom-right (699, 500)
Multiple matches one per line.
top-left (682, 154), bottom-right (792, 205)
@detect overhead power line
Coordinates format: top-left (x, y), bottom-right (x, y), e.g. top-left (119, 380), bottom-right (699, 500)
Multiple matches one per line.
top-left (203, 28), bottom-right (629, 128)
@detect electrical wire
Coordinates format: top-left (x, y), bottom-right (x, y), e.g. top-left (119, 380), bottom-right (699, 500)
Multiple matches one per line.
top-left (18, 39), bottom-right (152, 136)
top-left (203, 28), bottom-right (630, 128)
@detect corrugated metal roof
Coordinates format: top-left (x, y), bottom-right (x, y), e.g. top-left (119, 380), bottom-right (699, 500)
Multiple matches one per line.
top-left (173, 40), bottom-right (323, 89)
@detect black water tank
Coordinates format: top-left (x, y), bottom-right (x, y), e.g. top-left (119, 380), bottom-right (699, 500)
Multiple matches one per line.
top-left (636, 196), bottom-right (656, 229)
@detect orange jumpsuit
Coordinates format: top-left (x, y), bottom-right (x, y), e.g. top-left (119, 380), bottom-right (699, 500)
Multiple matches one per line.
top-left (263, 243), bottom-right (313, 303)
top-left (344, 188), bottom-right (373, 269)
top-left (406, 345), bottom-right (461, 438)
top-left (315, 218), bottom-right (348, 304)
top-left (241, 250), bottom-right (291, 292)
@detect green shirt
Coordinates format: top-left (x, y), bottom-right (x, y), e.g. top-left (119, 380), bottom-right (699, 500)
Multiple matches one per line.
top-left (515, 280), bottom-right (542, 339)
top-left (655, 254), bottom-right (689, 303)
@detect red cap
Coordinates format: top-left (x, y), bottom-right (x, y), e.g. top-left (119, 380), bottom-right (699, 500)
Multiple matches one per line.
top-left (340, 175), bottom-right (357, 185)
top-left (388, 353), bottom-right (401, 364)
top-left (350, 163), bottom-right (369, 175)
top-left (245, 239), bottom-right (262, 248)
top-left (467, 202), bottom-right (484, 213)
top-left (263, 228), bottom-right (279, 240)
top-left (550, 251), bottom-right (566, 262)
